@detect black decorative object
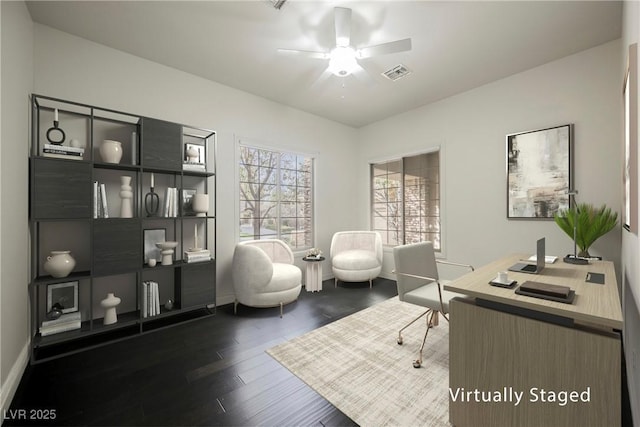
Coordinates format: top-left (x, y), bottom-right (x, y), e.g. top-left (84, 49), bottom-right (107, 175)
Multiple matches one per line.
top-left (145, 188), bottom-right (160, 216)
top-left (46, 109), bottom-right (66, 145)
top-left (144, 173), bottom-right (160, 217)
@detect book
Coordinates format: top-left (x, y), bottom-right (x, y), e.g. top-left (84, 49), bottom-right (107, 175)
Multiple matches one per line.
top-left (519, 281), bottom-right (571, 298)
top-left (44, 144), bottom-right (85, 154)
top-left (142, 281), bottom-right (148, 318)
top-left (42, 152), bottom-right (83, 160)
top-left (40, 314), bottom-right (81, 336)
top-left (41, 312), bottom-right (81, 328)
top-left (100, 183), bottom-right (109, 218)
top-left (527, 255), bottom-right (558, 264)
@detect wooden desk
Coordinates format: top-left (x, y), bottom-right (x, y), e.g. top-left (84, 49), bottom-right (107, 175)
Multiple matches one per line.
top-left (445, 254), bottom-right (622, 427)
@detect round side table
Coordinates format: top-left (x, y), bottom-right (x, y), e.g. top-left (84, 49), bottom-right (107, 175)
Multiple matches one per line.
top-left (302, 256), bottom-right (325, 292)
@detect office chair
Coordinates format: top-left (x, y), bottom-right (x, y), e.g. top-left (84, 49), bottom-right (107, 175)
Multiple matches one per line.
top-left (392, 241), bottom-right (474, 368)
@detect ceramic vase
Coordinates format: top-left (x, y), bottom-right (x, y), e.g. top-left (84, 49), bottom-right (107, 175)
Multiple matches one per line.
top-left (120, 176), bottom-right (133, 218)
top-left (186, 146), bottom-right (199, 162)
top-left (100, 140), bottom-right (123, 164)
top-left (192, 193), bottom-right (209, 217)
top-left (100, 293), bottom-right (121, 325)
top-left (43, 250), bottom-right (76, 278)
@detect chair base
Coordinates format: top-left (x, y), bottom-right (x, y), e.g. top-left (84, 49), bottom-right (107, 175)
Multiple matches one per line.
top-left (397, 308), bottom-right (447, 368)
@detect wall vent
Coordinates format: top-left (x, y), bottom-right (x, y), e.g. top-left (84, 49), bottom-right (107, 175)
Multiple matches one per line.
top-left (382, 64), bottom-right (412, 81)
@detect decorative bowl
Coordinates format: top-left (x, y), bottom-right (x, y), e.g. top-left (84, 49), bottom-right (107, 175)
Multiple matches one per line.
top-left (155, 241), bottom-right (178, 250)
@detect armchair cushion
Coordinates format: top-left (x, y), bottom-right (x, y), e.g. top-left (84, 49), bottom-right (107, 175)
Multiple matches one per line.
top-left (332, 250), bottom-right (381, 270)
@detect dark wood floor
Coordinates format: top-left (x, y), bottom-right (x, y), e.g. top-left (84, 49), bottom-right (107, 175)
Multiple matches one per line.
top-left (6, 279), bottom-right (398, 427)
top-left (6, 278), bottom-right (634, 427)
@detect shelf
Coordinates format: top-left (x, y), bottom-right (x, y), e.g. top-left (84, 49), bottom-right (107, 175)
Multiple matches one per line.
top-left (93, 162), bottom-right (141, 171)
top-left (29, 94), bottom-right (216, 363)
top-left (31, 271), bottom-right (92, 286)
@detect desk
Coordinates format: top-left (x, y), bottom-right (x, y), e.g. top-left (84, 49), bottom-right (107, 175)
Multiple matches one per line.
top-left (444, 254), bottom-right (622, 427)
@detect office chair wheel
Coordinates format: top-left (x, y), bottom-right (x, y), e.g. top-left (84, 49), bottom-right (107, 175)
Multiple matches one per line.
top-left (413, 360), bottom-right (421, 368)
top-left (397, 337), bottom-right (403, 345)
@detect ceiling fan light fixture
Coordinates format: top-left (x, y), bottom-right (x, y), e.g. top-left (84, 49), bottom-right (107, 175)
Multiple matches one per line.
top-left (329, 46), bottom-right (358, 76)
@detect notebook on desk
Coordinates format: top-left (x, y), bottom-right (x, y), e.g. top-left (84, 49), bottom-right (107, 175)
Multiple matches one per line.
top-left (508, 237), bottom-right (545, 274)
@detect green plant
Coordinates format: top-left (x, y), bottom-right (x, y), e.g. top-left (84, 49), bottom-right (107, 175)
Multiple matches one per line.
top-left (554, 203), bottom-right (618, 257)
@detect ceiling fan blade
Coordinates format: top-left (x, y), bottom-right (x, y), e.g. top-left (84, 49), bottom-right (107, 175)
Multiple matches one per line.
top-left (358, 38), bottom-right (412, 58)
top-left (277, 48), bottom-right (329, 60)
top-left (351, 64), bottom-right (376, 87)
top-left (334, 7), bottom-right (352, 47)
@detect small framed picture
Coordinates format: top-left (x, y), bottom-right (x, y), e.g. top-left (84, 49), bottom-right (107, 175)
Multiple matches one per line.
top-left (184, 143), bottom-right (205, 164)
top-left (144, 228), bottom-right (166, 263)
top-left (182, 188), bottom-right (197, 216)
top-left (47, 281), bottom-right (79, 314)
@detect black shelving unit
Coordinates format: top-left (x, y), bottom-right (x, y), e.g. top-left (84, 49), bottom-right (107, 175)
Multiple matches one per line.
top-left (28, 94), bottom-right (216, 363)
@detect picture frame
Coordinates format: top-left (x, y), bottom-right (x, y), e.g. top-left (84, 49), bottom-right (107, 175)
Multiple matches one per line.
top-left (47, 281), bottom-right (79, 314)
top-left (144, 228), bottom-right (166, 263)
top-left (623, 43), bottom-right (638, 234)
top-left (182, 188), bottom-right (197, 216)
top-left (184, 143), bottom-right (205, 164)
top-left (506, 124), bottom-right (572, 219)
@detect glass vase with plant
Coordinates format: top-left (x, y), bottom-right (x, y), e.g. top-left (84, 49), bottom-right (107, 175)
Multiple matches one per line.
top-left (554, 203), bottom-right (618, 258)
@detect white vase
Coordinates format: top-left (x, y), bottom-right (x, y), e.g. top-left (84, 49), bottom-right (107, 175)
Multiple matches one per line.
top-left (192, 193), bottom-right (209, 217)
top-left (100, 139), bottom-right (123, 164)
top-left (43, 250), bottom-right (76, 278)
top-left (119, 176), bottom-right (133, 218)
top-left (100, 293), bottom-right (121, 325)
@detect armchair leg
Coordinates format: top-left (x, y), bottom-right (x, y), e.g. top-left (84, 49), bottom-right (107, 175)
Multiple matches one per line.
top-left (369, 278), bottom-right (372, 288)
top-left (234, 300), bottom-right (238, 315)
top-left (335, 278), bottom-right (338, 287)
top-left (280, 302), bottom-right (283, 318)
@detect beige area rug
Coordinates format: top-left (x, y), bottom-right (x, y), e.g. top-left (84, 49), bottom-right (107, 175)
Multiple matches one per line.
top-left (266, 296), bottom-right (451, 427)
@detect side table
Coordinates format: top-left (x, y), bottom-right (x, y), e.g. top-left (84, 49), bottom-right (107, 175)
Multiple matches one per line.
top-left (302, 256), bottom-right (325, 292)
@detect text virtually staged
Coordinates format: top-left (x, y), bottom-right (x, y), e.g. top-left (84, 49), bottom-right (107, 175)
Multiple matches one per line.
top-left (449, 386), bottom-right (592, 407)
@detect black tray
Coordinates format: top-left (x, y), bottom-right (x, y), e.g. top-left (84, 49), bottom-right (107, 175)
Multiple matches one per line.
top-left (515, 287), bottom-right (576, 304)
top-left (489, 280), bottom-right (517, 289)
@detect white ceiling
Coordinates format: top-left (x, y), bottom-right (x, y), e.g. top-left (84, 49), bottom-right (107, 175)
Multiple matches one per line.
top-left (26, 1), bottom-right (622, 128)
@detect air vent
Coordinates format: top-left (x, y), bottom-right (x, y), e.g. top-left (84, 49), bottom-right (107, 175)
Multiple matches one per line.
top-left (382, 64), bottom-right (412, 81)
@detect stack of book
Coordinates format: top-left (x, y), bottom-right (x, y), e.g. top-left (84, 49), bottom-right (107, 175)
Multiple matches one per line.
top-left (42, 144), bottom-right (85, 160)
top-left (93, 181), bottom-right (109, 218)
top-left (163, 187), bottom-right (179, 217)
top-left (183, 161), bottom-right (206, 172)
top-left (40, 312), bottom-right (81, 337)
top-left (142, 281), bottom-right (161, 318)
top-left (184, 249), bottom-right (211, 263)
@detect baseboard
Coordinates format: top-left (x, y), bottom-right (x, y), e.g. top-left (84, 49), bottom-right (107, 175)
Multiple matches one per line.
top-left (1, 340), bottom-right (30, 415)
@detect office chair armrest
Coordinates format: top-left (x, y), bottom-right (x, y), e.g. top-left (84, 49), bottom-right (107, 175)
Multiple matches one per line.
top-left (436, 260), bottom-right (474, 271)
top-left (391, 269), bottom-right (439, 283)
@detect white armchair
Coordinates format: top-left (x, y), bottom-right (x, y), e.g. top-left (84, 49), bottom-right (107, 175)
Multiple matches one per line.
top-left (232, 239), bottom-right (302, 317)
top-left (330, 231), bottom-right (383, 288)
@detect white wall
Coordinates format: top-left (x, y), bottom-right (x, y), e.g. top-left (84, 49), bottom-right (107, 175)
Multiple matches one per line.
top-left (32, 24), bottom-right (359, 306)
top-left (621, 0), bottom-right (640, 423)
top-left (357, 40), bottom-right (623, 282)
top-left (0, 0), bottom-right (33, 414)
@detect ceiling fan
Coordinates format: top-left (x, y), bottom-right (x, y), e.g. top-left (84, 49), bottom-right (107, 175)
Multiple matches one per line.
top-left (278, 7), bottom-right (412, 78)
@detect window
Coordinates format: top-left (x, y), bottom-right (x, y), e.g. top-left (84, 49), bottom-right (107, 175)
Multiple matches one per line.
top-left (371, 150), bottom-right (441, 249)
top-left (239, 144), bottom-right (313, 249)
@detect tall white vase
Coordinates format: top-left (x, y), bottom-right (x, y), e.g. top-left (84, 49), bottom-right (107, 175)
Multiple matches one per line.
top-left (120, 176), bottom-right (133, 218)
top-left (100, 293), bottom-right (121, 325)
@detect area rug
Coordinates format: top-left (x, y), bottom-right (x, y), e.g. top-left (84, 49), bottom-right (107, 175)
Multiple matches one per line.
top-left (266, 296), bottom-right (450, 426)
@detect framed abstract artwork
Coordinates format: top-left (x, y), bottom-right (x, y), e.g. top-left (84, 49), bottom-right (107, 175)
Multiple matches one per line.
top-left (507, 124), bottom-right (572, 219)
top-left (623, 43), bottom-right (638, 234)
top-left (47, 281), bottom-right (79, 314)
